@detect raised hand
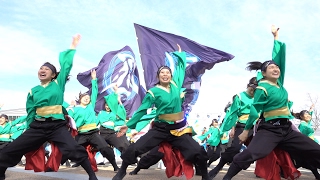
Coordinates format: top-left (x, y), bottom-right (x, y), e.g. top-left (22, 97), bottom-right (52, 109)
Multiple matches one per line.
top-left (91, 69), bottom-right (96, 80)
top-left (177, 44), bottom-right (182, 52)
top-left (310, 104), bottom-right (315, 111)
top-left (271, 25), bottom-right (279, 40)
top-left (70, 34), bottom-right (81, 49)
top-left (70, 100), bottom-right (76, 107)
top-left (113, 84), bottom-right (118, 92)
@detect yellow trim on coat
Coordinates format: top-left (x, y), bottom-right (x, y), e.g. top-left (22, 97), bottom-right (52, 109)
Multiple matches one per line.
top-left (147, 90), bottom-right (155, 98)
top-left (0, 134), bottom-right (10, 139)
top-left (309, 135), bottom-right (315, 140)
top-left (263, 106), bottom-right (290, 118)
top-left (239, 114), bottom-right (249, 120)
top-left (256, 86), bottom-right (268, 96)
top-left (259, 80), bottom-right (280, 88)
top-left (78, 123), bottom-right (97, 131)
top-left (36, 105), bottom-right (63, 116)
top-left (102, 121), bottom-right (115, 127)
top-left (158, 111), bottom-right (184, 122)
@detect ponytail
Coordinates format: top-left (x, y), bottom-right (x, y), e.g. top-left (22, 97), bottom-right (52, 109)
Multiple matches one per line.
top-left (245, 61), bottom-right (263, 71)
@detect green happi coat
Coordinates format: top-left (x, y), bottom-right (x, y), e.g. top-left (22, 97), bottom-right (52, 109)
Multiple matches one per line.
top-left (0, 116), bottom-right (27, 142)
top-left (245, 40), bottom-right (293, 130)
top-left (134, 108), bottom-right (157, 132)
top-left (126, 51), bottom-right (192, 136)
top-left (68, 79), bottom-right (99, 133)
top-left (97, 92), bottom-right (127, 131)
top-left (298, 111), bottom-right (318, 143)
top-left (26, 50), bottom-right (75, 126)
top-left (220, 91), bottom-right (253, 133)
top-left (198, 126), bottom-right (220, 147)
top-left (10, 116), bottom-right (27, 140)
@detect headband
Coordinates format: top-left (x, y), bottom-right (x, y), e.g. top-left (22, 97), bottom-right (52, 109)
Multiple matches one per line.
top-left (261, 60), bottom-right (277, 72)
top-left (43, 63), bottom-right (57, 75)
top-left (157, 66), bottom-right (172, 76)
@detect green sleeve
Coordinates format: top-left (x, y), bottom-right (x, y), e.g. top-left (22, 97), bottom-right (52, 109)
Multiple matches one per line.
top-left (135, 120), bottom-right (152, 132)
top-left (299, 123), bottom-right (313, 136)
top-left (117, 104), bottom-right (127, 121)
top-left (220, 95), bottom-right (240, 133)
top-left (172, 51), bottom-right (187, 89)
top-left (288, 101), bottom-right (293, 110)
top-left (11, 116), bottom-right (27, 126)
top-left (104, 93), bottom-right (119, 115)
top-left (310, 111), bottom-right (313, 116)
top-left (272, 40), bottom-right (286, 85)
top-left (91, 79), bottom-right (98, 107)
top-left (57, 50), bottom-right (76, 92)
top-left (26, 92), bottom-right (36, 127)
top-left (105, 93), bottom-right (127, 120)
top-left (96, 111), bottom-right (104, 125)
top-left (114, 118), bottom-right (125, 127)
top-left (67, 108), bottom-right (82, 127)
top-left (126, 93), bottom-right (155, 129)
top-left (207, 128), bottom-right (220, 146)
top-left (62, 101), bottom-right (70, 109)
top-left (198, 128), bottom-right (214, 141)
top-left (245, 89), bottom-right (268, 130)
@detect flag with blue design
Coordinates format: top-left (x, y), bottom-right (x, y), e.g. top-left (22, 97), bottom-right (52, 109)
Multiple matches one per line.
top-left (134, 23), bottom-right (234, 115)
top-left (77, 46), bottom-right (146, 117)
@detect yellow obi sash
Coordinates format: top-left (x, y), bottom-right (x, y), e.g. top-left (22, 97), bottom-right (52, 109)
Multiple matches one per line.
top-left (264, 106), bottom-right (290, 118)
top-left (158, 111), bottom-right (184, 122)
top-left (36, 105), bottom-right (63, 116)
top-left (78, 123), bottom-right (97, 131)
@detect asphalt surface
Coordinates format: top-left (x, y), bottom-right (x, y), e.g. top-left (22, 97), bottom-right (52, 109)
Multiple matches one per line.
top-left (5, 160), bottom-right (317, 180)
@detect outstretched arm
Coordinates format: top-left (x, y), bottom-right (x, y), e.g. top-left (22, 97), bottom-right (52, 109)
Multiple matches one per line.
top-left (70, 34), bottom-right (81, 49)
top-left (57, 34), bottom-right (81, 91)
top-left (271, 25), bottom-right (286, 85)
top-left (90, 69), bottom-right (98, 106)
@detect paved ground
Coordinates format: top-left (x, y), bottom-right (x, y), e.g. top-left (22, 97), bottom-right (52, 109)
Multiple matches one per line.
top-left (5, 161), bottom-right (317, 180)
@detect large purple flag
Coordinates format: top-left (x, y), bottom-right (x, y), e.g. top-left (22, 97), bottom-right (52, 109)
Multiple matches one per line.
top-left (134, 23), bottom-right (234, 114)
top-left (77, 46), bottom-right (146, 117)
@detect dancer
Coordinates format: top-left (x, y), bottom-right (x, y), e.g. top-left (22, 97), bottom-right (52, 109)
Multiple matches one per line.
top-left (68, 70), bottom-right (119, 171)
top-left (290, 104), bottom-right (320, 179)
top-left (128, 108), bottom-right (164, 175)
top-left (0, 34), bottom-right (98, 180)
top-left (113, 46), bottom-right (209, 180)
top-left (293, 104), bottom-right (318, 143)
top-left (97, 84), bottom-right (130, 153)
top-left (221, 25), bottom-right (320, 180)
top-left (0, 115), bottom-right (26, 149)
top-left (198, 119), bottom-right (222, 167)
top-left (208, 77), bottom-right (257, 179)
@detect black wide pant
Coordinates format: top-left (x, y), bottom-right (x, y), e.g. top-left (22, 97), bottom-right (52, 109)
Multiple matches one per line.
top-left (220, 123), bottom-right (251, 162)
top-left (121, 122), bottom-right (208, 168)
top-left (0, 120), bottom-right (88, 167)
top-left (76, 131), bottom-right (116, 163)
top-left (0, 142), bottom-right (9, 151)
top-left (136, 146), bottom-right (164, 169)
top-left (207, 144), bottom-right (222, 166)
top-left (233, 121), bottom-right (320, 170)
top-left (100, 127), bottom-right (130, 153)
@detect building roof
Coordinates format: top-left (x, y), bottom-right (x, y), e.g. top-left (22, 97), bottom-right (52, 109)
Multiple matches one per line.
top-left (0, 108), bottom-right (27, 116)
